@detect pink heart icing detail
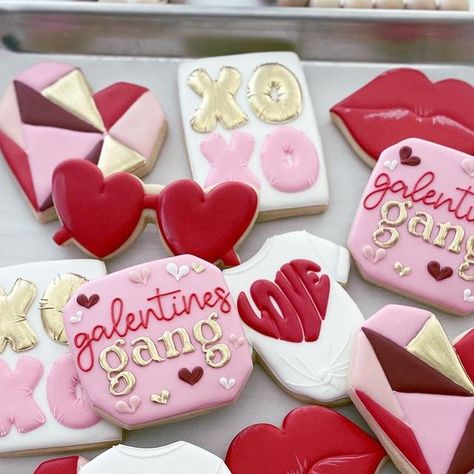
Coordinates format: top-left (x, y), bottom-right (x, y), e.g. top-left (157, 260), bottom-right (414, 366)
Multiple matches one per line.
top-left (115, 395), bottom-right (141, 414)
top-left (129, 267), bottom-right (151, 285)
top-left (362, 245), bottom-right (386, 264)
top-left (461, 158), bottom-right (474, 177)
top-left (229, 334), bottom-right (245, 348)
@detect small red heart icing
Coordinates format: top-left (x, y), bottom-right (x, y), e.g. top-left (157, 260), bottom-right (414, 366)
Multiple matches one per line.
top-left (427, 261), bottom-right (453, 281)
top-left (52, 159), bottom-right (144, 258)
top-left (76, 293), bottom-right (100, 309)
top-left (225, 406), bottom-right (386, 474)
top-left (178, 366), bottom-right (204, 385)
top-left (157, 180), bottom-right (258, 267)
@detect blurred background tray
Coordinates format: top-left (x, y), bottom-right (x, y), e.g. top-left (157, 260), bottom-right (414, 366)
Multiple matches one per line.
top-left (1, 5), bottom-right (474, 474)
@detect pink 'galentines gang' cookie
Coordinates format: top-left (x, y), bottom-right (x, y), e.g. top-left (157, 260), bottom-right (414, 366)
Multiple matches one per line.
top-left (331, 68), bottom-right (474, 167)
top-left (225, 406), bottom-right (386, 473)
top-left (349, 305), bottom-right (474, 474)
top-left (0, 62), bottom-right (167, 222)
top-left (63, 256), bottom-right (253, 430)
top-left (0, 260), bottom-right (120, 456)
top-left (52, 159), bottom-right (258, 265)
top-left (224, 231), bottom-right (364, 404)
top-left (349, 138), bottom-right (474, 315)
top-left (179, 52), bottom-right (328, 220)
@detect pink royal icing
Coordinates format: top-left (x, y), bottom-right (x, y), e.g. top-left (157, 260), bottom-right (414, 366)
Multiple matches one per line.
top-left (63, 255), bottom-right (253, 430)
top-left (0, 357), bottom-right (45, 436)
top-left (260, 126), bottom-right (319, 193)
top-left (200, 131), bottom-right (261, 189)
top-left (47, 353), bottom-right (101, 429)
top-left (349, 138), bottom-right (474, 315)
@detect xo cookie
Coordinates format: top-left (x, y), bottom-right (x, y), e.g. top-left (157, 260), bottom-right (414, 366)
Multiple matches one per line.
top-left (0, 260), bottom-right (120, 456)
top-left (63, 256), bottom-right (253, 430)
top-left (36, 443), bottom-right (231, 473)
top-left (349, 305), bottom-right (474, 474)
top-left (52, 159), bottom-right (258, 265)
top-left (35, 456), bottom-right (88, 474)
top-left (224, 230), bottom-right (364, 404)
top-left (331, 68), bottom-right (474, 167)
top-left (178, 52), bottom-right (328, 220)
top-left (226, 406), bottom-right (386, 473)
top-left (349, 138), bottom-right (474, 315)
top-left (0, 62), bottom-right (167, 222)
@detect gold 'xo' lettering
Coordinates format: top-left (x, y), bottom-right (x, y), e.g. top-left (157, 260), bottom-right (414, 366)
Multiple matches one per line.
top-left (40, 273), bottom-right (88, 344)
top-left (0, 278), bottom-right (37, 353)
top-left (193, 312), bottom-right (231, 368)
top-left (187, 67), bottom-right (248, 132)
top-left (247, 63), bottom-right (302, 124)
top-left (99, 338), bottom-right (136, 396)
top-left (373, 200), bottom-right (412, 249)
top-left (459, 236), bottom-right (474, 281)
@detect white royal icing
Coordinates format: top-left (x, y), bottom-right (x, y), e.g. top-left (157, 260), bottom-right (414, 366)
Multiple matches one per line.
top-left (178, 52), bottom-right (329, 216)
top-left (224, 231), bottom-right (364, 403)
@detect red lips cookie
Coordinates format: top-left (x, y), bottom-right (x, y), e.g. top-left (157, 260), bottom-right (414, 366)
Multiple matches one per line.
top-left (35, 456), bottom-right (86, 474)
top-left (0, 62), bottom-right (167, 222)
top-left (52, 159), bottom-right (258, 265)
top-left (330, 68), bottom-right (474, 167)
top-left (225, 406), bottom-right (386, 474)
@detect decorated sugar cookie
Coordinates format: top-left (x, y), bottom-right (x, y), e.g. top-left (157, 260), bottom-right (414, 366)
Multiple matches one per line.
top-left (0, 62), bottom-right (167, 222)
top-left (349, 305), bottom-right (474, 474)
top-left (35, 456), bottom-right (88, 474)
top-left (52, 159), bottom-right (258, 265)
top-left (331, 69), bottom-right (474, 167)
top-left (223, 231), bottom-right (364, 404)
top-left (226, 406), bottom-right (386, 473)
top-left (36, 443), bottom-right (231, 473)
top-left (0, 260), bottom-right (120, 456)
top-left (178, 52), bottom-right (328, 220)
top-left (349, 138), bottom-right (474, 315)
top-left (62, 256), bottom-right (253, 430)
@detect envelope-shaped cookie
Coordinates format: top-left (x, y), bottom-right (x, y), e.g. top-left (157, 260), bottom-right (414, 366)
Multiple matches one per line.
top-left (349, 305), bottom-right (474, 474)
top-left (0, 260), bottom-right (121, 456)
top-left (179, 52), bottom-right (328, 220)
top-left (349, 138), bottom-right (474, 315)
top-left (63, 256), bottom-right (253, 430)
top-left (0, 62), bottom-right (167, 222)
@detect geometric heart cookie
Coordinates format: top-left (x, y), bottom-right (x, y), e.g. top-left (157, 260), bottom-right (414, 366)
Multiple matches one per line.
top-left (178, 52), bottom-right (328, 221)
top-left (0, 260), bottom-right (121, 457)
top-left (349, 305), bottom-right (474, 474)
top-left (0, 62), bottom-right (167, 222)
top-left (224, 231), bottom-right (365, 404)
top-left (63, 255), bottom-right (253, 430)
top-left (349, 138), bottom-right (474, 315)
top-left (225, 406), bottom-right (386, 474)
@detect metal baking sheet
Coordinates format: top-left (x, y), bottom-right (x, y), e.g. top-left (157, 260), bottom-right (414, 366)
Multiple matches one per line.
top-left (1, 6), bottom-right (474, 474)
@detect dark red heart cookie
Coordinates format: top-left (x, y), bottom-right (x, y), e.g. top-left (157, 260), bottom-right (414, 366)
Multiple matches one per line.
top-left (52, 159), bottom-right (145, 259)
top-left (157, 180), bottom-right (258, 267)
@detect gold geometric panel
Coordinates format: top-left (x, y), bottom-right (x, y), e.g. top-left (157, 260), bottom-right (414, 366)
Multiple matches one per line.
top-left (407, 314), bottom-right (474, 394)
top-left (42, 69), bottom-right (105, 132)
top-left (97, 136), bottom-right (146, 176)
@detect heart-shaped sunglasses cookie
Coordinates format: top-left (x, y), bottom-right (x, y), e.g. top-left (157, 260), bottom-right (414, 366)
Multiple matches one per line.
top-left (0, 62), bottom-right (167, 222)
top-left (52, 159), bottom-right (258, 266)
top-left (349, 304), bottom-right (474, 474)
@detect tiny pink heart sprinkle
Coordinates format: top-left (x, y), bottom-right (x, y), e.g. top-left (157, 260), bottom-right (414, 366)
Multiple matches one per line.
top-left (461, 158), bottom-right (474, 177)
top-left (229, 334), bottom-right (245, 348)
top-left (362, 245), bottom-right (386, 263)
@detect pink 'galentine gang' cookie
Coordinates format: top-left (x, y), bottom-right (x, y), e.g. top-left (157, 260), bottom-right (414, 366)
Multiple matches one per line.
top-left (349, 305), bottom-right (474, 474)
top-left (225, 406), bottom-right (386, 474)
top-left (63, 255), bottom-right (253, 430)
top-left (0, 62), bottom-right (167, 222)
top-left (349, 138), bottom-right (474, 315)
